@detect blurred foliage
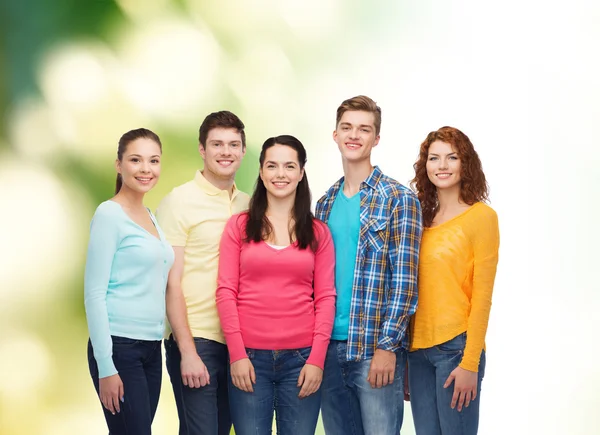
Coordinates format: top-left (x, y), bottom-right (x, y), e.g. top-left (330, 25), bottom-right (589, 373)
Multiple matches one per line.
top-left (0, 0), bottom-right (420, 433)
top-left (0, 0), bottom-right (121, 133)
top-left (0, 1), bottom-right (329, 433)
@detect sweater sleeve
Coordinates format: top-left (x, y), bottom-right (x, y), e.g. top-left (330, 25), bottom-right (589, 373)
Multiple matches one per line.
top-left (84, 205), bottom-right (120, 378)
top-left (216, 214), bottom-right (247, 364)
top-left (460, 207), bottom-right (500, 372)
top-left (306, 221), bottom-right (336, 370)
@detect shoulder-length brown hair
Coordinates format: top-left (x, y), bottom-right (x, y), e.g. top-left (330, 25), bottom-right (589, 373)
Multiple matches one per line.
top-left (411, 126), bottom-right (489, 227)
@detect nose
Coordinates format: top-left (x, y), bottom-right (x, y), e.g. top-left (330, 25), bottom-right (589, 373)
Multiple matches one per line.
top-left (275, 166), bottom-right (285, 178)
top-left (141, 161), bottom-right (151, 173)
top-left (349, 128), bottom-right (359, 139)
top-left (221, 144), bottom-right (232, 156)
top-left (438, 158), bottom-right (448, 170)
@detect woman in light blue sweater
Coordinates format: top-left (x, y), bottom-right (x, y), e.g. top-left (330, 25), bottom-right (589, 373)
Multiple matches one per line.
top-left (85, 128), bottom-right (174, 434)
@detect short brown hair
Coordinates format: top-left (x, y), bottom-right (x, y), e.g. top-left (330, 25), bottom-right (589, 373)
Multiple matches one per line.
top-left (336, 95), bottom-right (382, 135)
top-left (198, 111), bottom-right (246, 149)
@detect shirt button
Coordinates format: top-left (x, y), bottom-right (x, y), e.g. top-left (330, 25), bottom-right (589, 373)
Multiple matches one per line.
top-left (163, 260), bottom-right (167, 264)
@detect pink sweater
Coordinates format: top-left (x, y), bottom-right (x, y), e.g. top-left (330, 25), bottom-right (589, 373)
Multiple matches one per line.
top-left (216, 213), bottom-right (336, 369)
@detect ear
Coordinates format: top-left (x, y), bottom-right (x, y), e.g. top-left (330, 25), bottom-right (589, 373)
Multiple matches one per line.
top-left (259, 165), bottom-right (265, 184)
top-left (299, 167), bottom-right (305, 182)
top-left (115, 159), bottom-right (121, 174)
top-left (199, 142), bottom-right (206, 159)
top-left (332, 129), bottom-right (338, 142)
top-left (373, 134), bottom-right (381, 148)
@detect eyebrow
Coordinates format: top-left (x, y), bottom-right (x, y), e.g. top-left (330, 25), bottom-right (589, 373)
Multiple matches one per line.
top-left (428, 152), bottom-right (457, 156)
top-left (128, 154), bottom-right (161, 158)
top-left (340, 122), bottom-right (373, 129)
top-left (265, 160), bottom-right (298, 165)
top-left (209, 140), bottom-right (242, 144)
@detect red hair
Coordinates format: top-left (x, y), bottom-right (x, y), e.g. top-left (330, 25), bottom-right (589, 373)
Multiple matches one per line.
top-left (411, 126), bottom-right (489, 227)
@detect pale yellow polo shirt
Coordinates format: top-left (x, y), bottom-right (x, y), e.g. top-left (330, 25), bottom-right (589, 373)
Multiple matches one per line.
top-left (156, 170), bottom-right (250, 344)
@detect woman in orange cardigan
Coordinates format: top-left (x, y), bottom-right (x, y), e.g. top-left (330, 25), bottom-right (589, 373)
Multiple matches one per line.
top-left (408, 126), bottom-right (499, 435)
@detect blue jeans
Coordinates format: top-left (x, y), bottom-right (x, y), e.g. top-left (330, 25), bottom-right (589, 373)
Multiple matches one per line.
top-left (320, 340), bottom-right (406, 435)
top-left (228, 347), bottom-right (321, 435)
top-left (407, 333), bottom-right (486, 435)
top-left (87, 336), bottom-right (162, 435)
top-left (164, 335), bottom-right (231, 435)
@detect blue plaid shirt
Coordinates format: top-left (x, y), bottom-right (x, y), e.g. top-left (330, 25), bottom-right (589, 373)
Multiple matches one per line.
top-left (316, 166), bottom-right (422, 361)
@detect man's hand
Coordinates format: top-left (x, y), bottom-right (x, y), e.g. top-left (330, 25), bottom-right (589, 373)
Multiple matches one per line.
top-left (297, 364), bottom-right (323, 398)
top-left (181, 352), bottom-right (210, 388)
top-left (443, 366), bottom-right (478, 412)
top-left (367, 349), bottom-right (396, 388)
top-left (230, 358), bottom-right (256, 393)
top-left (99, 374), bottom-right (124, 415)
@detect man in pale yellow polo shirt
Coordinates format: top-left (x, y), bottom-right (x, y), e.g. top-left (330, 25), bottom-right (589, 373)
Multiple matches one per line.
top-left (156, 111), bottom-right (250, 435)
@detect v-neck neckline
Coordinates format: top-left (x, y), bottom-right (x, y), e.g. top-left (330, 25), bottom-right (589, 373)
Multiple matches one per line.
top-left (109, 200), bottom-right (161, 241)
top-left (427, 203), bottom-right (479, 230)
top-left (263, 240), bottom-right (296, 252)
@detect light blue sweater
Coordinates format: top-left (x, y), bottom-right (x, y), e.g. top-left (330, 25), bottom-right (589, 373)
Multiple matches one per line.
top-left (84, 200), bottom-right (174, 378)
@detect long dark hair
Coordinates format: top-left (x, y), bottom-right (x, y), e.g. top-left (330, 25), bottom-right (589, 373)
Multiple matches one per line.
top-left (410, 126), bottom-right (488, 227)
top-left (115, 128), bottom-right (162, 194)
top-left (245, 135), bottom-right (316, 250)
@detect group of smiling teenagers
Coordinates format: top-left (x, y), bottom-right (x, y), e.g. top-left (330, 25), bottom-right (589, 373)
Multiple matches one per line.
top-left (84, 95), bottom-right (499, 435)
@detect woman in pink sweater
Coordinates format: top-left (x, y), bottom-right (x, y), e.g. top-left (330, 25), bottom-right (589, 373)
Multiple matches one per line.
top-left (216, 135), bottom-right (336, 435)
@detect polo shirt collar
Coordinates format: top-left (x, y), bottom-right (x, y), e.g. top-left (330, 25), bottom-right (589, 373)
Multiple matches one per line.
top-left (194, 170), bottom-right (240, 198)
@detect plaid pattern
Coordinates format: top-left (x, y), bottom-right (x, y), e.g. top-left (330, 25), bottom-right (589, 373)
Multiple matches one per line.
top-left (316, 166), bottom-right (422, 361)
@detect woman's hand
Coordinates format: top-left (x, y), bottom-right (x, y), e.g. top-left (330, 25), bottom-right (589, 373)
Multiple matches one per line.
top-left (231, 358), bottom-right (256, 392)
top-left (99, 374), bottom-right (124, 415)
top-left (297, 364), bottom-right (323, 398)
top-left (443, 366), bottom-right (478, 412)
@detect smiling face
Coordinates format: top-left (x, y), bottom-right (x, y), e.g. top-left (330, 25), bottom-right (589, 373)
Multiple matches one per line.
top-left (426, 140), bottom-right (462, 191)
top-left (199, 127), bottom-right (245, 183)
top-left (259, 144), bottom-right (304, 201)
top-left (333, 110), bottom-right (380, 163)
top-left (116, 137), bottom-right (162, 194)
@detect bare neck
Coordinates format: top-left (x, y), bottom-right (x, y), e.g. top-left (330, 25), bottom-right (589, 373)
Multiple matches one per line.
top-left (436, 185), bottom-right (463, 211)
top-left (342, 159), bottom-right (373, 197)
top-left (113, 186), bottom-right (146, 210)
top-left (266, 193), bottom-right (295, 220)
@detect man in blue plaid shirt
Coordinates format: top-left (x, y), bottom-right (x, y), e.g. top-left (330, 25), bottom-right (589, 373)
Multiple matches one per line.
top-left (316, 95), bottom-right (423, 434)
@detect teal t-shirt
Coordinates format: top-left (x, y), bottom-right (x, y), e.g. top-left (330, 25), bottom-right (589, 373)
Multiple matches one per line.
top-left (328, 185), bottom-right (360, 340)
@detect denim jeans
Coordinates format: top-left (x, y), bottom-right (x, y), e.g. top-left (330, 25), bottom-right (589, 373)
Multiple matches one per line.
top-left (228, 347), bottom-right (321, 435)
top-left (87, 336), bottom-right (162, 435)
top-left (164, 335), bottom-right (231, 435)
top-left (320, 340), bottom-right (406, 435)
top-left (407, 332), bottom-right (486, 435)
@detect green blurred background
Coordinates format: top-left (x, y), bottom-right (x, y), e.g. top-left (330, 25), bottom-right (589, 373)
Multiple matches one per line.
top-left (1, 0), bottom-right (599, 434)
top-left (1, 1), bottom-right (417, 433)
